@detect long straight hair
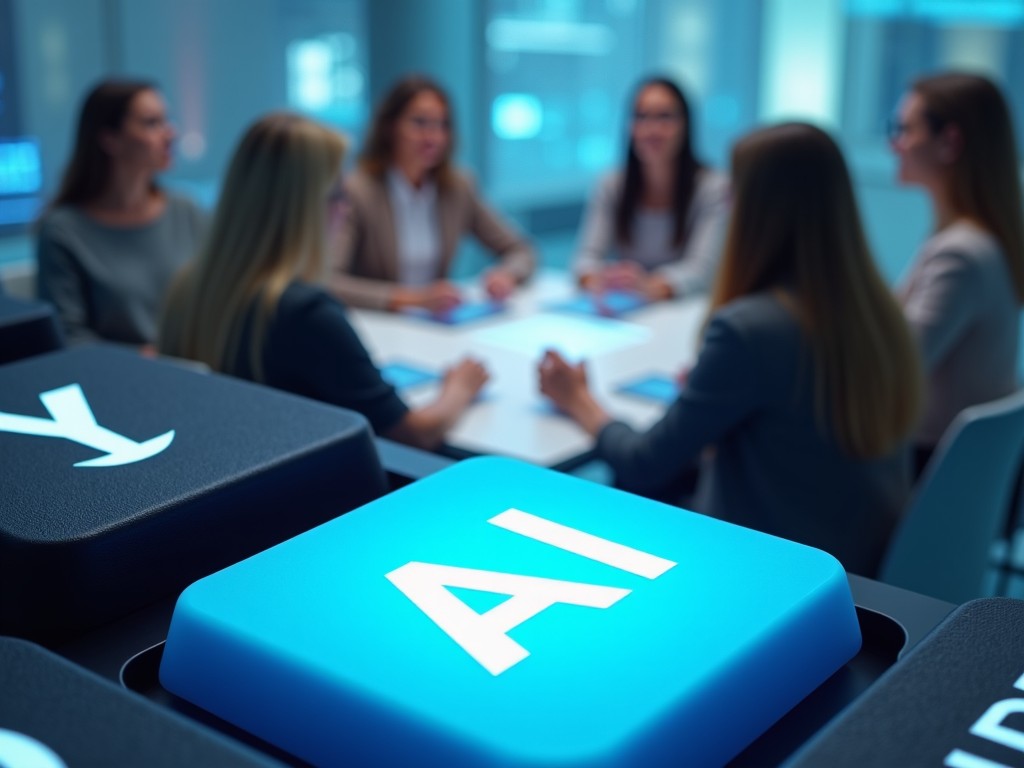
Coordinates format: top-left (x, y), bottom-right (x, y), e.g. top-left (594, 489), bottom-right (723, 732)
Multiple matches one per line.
top-left (47, 79), bottom-right (158, 210)
top-left (614, 77), bottom-right (704, 248)
top-left (358, 75), bottom-right (455, 187)
top-left (914, 72), bottom-right (1024, 303)
top-left (159, 113), bottom-right (346, 379)
top-left (711, 123), bottom-right (921, 458)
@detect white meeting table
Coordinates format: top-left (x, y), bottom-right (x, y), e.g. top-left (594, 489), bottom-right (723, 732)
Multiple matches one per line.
top-left (349, 270), bottom-right (709, 470)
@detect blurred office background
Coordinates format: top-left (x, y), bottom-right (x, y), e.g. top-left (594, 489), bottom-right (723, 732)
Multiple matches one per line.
top-left (1, 0), bottom-right (1023, 294)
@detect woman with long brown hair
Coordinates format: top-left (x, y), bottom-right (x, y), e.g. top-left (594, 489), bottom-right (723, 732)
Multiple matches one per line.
top-left (572, 76), bottom-right (729, 301)
top-left (539, 123), bottom-right (921, 576)
top-left (891, 72), bottom-right (1024, 472)
top-left (328, 75), bottom-right (534, 312)
top-left (160, 113), bottom-right (487, 449)
top-left (36, 79), bottom-right (205, 347)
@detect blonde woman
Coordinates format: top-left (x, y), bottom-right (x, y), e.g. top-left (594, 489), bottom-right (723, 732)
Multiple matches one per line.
top-left (539, 124), bottom-right (922, 576)
top-left (160, 113), bottom-right (487, 449)
top-left (890, 72), bottom-right (1024, 472)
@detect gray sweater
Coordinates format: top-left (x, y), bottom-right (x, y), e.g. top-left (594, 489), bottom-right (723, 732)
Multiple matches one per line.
top-left (901, 221), bottom-right (1020, 446)
top-left (36, 194), bottom-right (205, 345)
top-left (596, 292), bottom-right (909, 577)
top-left (572, 169), bottom-right (730, 296)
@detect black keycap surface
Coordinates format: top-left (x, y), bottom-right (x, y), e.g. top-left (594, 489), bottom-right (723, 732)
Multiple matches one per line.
top-left (0, 346), bottom-right (387, 643)
top-left (0, 636), bottom-right (282, 767)
top-left (786, 597), bottom-right (1024, 767)
top-left (0, 294), bottom-right (63, 365)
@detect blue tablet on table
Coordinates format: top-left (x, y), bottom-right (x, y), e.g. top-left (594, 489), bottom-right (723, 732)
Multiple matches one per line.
top-left (615, 373), bottom-right (679, 404)
top-left (403, 301), bottom-right (506, 326)
top-left (380, 361), bottom-right (440, 390)
top-left (547, 290), bottom-right (648, 319)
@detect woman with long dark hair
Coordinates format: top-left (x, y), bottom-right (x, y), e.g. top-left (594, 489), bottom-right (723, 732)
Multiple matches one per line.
top-left (36, 79), bottom-right (205, 347)
top-left (890, 72), bottom-right (1024, 472)
top-left (328, 75), bottom-right (534, 312)
top-left (541, 123), bottom-right (922, 576)
top-left (572, 77), bottom-right (729, 301)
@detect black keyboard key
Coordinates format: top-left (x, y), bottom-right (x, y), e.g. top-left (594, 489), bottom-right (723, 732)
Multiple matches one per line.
top-left (0, 636), bottom-right (281, 767)
top-left (0, 294), bottom-right (63, 365)
top-left (786, 597), bottom-right (1024, 767)
top-left (0, 346), bottom-right (387, 643)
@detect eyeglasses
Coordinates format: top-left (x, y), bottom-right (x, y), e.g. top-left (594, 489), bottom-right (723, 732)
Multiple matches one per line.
top-left (886, 111), bottom-right (945, 142)
top-left (404, 115), bottom-right (450, 133)
top-left (632, 111), bottom-right (682, 125)
top-left (885, 116), bottom-right (908, 142)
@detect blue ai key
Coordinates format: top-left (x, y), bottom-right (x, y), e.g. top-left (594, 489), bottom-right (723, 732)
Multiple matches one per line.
top-left (160, 457), bottom-right (861, 767)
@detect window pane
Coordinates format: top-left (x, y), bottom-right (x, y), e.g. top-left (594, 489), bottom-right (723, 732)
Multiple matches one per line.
top-left (119, 0), bottom-right (367, 206)
top-left (843, 0), bottom-right (1024, 156)
top-left (484, 0), bottom-right (646, 207)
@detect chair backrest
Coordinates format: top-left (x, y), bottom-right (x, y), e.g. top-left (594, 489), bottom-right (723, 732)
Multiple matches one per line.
top-left (879, 389), bottom-right (1024, 604)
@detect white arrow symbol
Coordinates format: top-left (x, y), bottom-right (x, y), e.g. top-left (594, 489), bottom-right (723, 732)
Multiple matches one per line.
top-left (0, 383), bottom-right (174, 467)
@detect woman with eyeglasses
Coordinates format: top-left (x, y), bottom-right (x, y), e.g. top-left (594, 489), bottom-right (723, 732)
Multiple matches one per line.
top-left (160, 113), bottom-right (488, 450)
top-left (890, 73), bottom-right (1024, 473)
top-left (36, 79), bottom-right (206, 348)
top-left (572, 76), bottom-right (730, 302)
top-left (541, 123), bottom-right (921, 576)
top-left (327, 75), bottom-right (535, 313)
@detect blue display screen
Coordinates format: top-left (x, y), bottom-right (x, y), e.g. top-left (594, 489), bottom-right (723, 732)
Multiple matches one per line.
top-left (0, 139), bottom-right (41, 196)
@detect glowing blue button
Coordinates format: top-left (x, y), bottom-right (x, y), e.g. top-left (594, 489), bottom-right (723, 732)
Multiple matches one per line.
top-left (160, 457), bottom-right (860, 766)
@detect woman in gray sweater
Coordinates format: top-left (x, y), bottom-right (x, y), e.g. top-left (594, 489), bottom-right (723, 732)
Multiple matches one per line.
top-left (572, 77), bottom-right (729, 301)
top-left (890, 73), bottom-right (1024, 473)
top-left (36, 79), bottom-right (205, 348)
top-left (540, 124), bottom-right (922, 577)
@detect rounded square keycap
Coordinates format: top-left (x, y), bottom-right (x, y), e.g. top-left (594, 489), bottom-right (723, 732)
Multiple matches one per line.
top-left (788, 598), bottom-right (1024, 768)
top-left (0, 346), bottom-right (386, 642)
top-left (161, 456), bottom-right (861, 766)
top-left (0, 636), bottom-right (279, 767)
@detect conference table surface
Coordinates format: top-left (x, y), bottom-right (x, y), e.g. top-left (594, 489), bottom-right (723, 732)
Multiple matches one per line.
top-left (349, 270), bottom-right (710, 470)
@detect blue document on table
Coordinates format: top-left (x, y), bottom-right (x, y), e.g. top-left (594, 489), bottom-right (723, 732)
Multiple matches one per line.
top-left (404, 301), bottom-right (506, 326)
top-left (615, 373), bottom-right (679, 404)
top-left (380, 361), bottom-right (441, 390)
top-left (547, 290), bottom-right (648, 318)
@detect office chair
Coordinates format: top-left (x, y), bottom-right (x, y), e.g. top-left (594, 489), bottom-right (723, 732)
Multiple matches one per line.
top-left (879, 388), bottom-right (1024, 604)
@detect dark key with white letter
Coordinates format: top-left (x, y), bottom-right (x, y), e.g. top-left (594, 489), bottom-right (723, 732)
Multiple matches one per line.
top-left (0, 346), bottom-right (387, 643)
top-left (786, 598), bottom-right (1024, 768)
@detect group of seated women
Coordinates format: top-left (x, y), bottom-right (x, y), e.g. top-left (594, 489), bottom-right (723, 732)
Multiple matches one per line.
top-left (32, 70), bottom-right (1024, 576)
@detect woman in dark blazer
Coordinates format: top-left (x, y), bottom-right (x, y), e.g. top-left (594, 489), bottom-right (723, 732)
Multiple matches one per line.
top-left (539, 124), bottom-right (923, 576)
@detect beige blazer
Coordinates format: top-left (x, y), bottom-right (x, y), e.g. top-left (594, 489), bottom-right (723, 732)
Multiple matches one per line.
top-left (328, 167), bottom-right (535, 309)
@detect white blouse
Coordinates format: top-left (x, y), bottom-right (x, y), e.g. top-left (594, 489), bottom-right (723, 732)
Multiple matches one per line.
top-left (387, 169), bottom-right (442, 286)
